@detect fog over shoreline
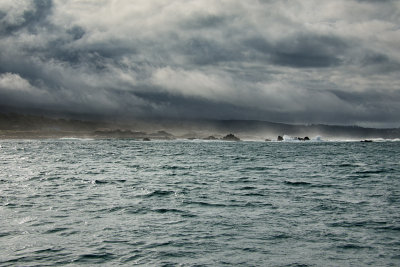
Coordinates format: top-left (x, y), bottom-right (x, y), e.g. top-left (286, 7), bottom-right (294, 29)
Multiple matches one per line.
top-left (1, 0), bottom-right (400, 127)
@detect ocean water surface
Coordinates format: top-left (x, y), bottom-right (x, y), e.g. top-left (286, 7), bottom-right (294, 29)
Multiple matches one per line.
top-left (1, 139), bottom-right (399, 266)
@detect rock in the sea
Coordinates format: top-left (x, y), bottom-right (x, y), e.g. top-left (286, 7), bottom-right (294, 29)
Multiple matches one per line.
top-left (143, 137), bottom-right (151, 141)
top-left (222, 134), bottom-right (240, 141)
top-left (277, 136), bottom-right (284, 141)
top-left (296, 136), bottom-right (310, 141)
top-left (361, 139), bottom-right (373, 143)
top-left (265, 138), bottom-right (271, 142)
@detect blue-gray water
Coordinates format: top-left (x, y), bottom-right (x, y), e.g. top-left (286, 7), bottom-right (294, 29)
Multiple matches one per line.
top-left (1, 139), bottom-right (400, 266)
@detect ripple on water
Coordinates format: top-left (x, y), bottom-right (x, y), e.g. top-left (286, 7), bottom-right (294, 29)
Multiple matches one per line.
top-left (0, 140), bottom-right (399, 266)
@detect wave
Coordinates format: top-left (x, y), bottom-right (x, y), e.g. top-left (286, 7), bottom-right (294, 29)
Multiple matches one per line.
top-left (73, 252), bottom-right (116, 264)
top-left (284, 180), bottom-right (334, 188)
top-left (151, 208), bottom-right (196, 218)
top-left (141, 190), bottom-right (176, 198)
top-left (188, 201), bottom-right (228, 207)
top-left (279, 135), bottom-right (400, 142)
top-left (336, 243), bottom-right (373, 250)
top-left (59, 137), bottom-right (94, 141)
top-left (43, 227), bottom-right (69, 234)
top-left (284, 180), bottom-right (312, 186)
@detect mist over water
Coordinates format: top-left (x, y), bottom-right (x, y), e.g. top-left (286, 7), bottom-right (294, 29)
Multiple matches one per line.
top-left (1, 139), bottom-right (400, 266)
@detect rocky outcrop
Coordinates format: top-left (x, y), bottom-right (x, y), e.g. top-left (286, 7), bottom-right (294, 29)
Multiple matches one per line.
top-left (297, 136), bottom-right (310, 141)
top-left (277, 136), bottom-right (284, 141)
top-left (222, 134), bottom-right (240, 141)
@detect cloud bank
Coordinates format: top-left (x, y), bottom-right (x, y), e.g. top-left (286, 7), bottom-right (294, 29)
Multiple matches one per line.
top-left (0, 0), bottom-right (399, 127)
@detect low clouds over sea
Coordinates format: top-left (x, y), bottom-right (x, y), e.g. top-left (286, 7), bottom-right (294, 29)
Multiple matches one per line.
top-left (0, 0), bottom-right (399, 127)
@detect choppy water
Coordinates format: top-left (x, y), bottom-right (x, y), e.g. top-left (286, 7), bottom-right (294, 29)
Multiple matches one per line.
top-left (1, 139), bottom-right (400, 266)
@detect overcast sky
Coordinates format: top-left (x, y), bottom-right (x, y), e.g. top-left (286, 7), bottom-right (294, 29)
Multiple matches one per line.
top-left (0, 0), bottom-right (399, 127)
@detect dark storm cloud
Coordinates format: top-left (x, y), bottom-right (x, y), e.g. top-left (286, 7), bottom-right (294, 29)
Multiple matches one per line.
top-left (0, 0), bottom-right (399, 127)
top-left (360, 52), bottom-right (400, 74)
top-left (270, 34), bottom-right (347, 68)
top-left (0, 0), bottom-right (52, 35)
top-left (244, 34), bottom-right (347, 68)
top-left (66, 26), bottom-right (85, 41)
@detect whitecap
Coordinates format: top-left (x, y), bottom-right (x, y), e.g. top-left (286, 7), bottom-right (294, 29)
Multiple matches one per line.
top-left (59, 137), bottom-right (94, 141)
top-left (312, 136), bottom-right (324, 142)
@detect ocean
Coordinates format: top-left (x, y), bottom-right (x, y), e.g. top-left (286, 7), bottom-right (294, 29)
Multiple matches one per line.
top-left (1, 139), bottom-right (399, 266)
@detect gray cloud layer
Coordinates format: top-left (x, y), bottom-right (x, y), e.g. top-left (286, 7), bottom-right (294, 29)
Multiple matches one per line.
top-left (0, 0), bottom-right (399, 127)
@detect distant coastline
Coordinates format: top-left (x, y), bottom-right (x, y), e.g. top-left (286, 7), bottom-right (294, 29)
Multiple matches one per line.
top-left (1, 112), bottom-right (400, 141)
